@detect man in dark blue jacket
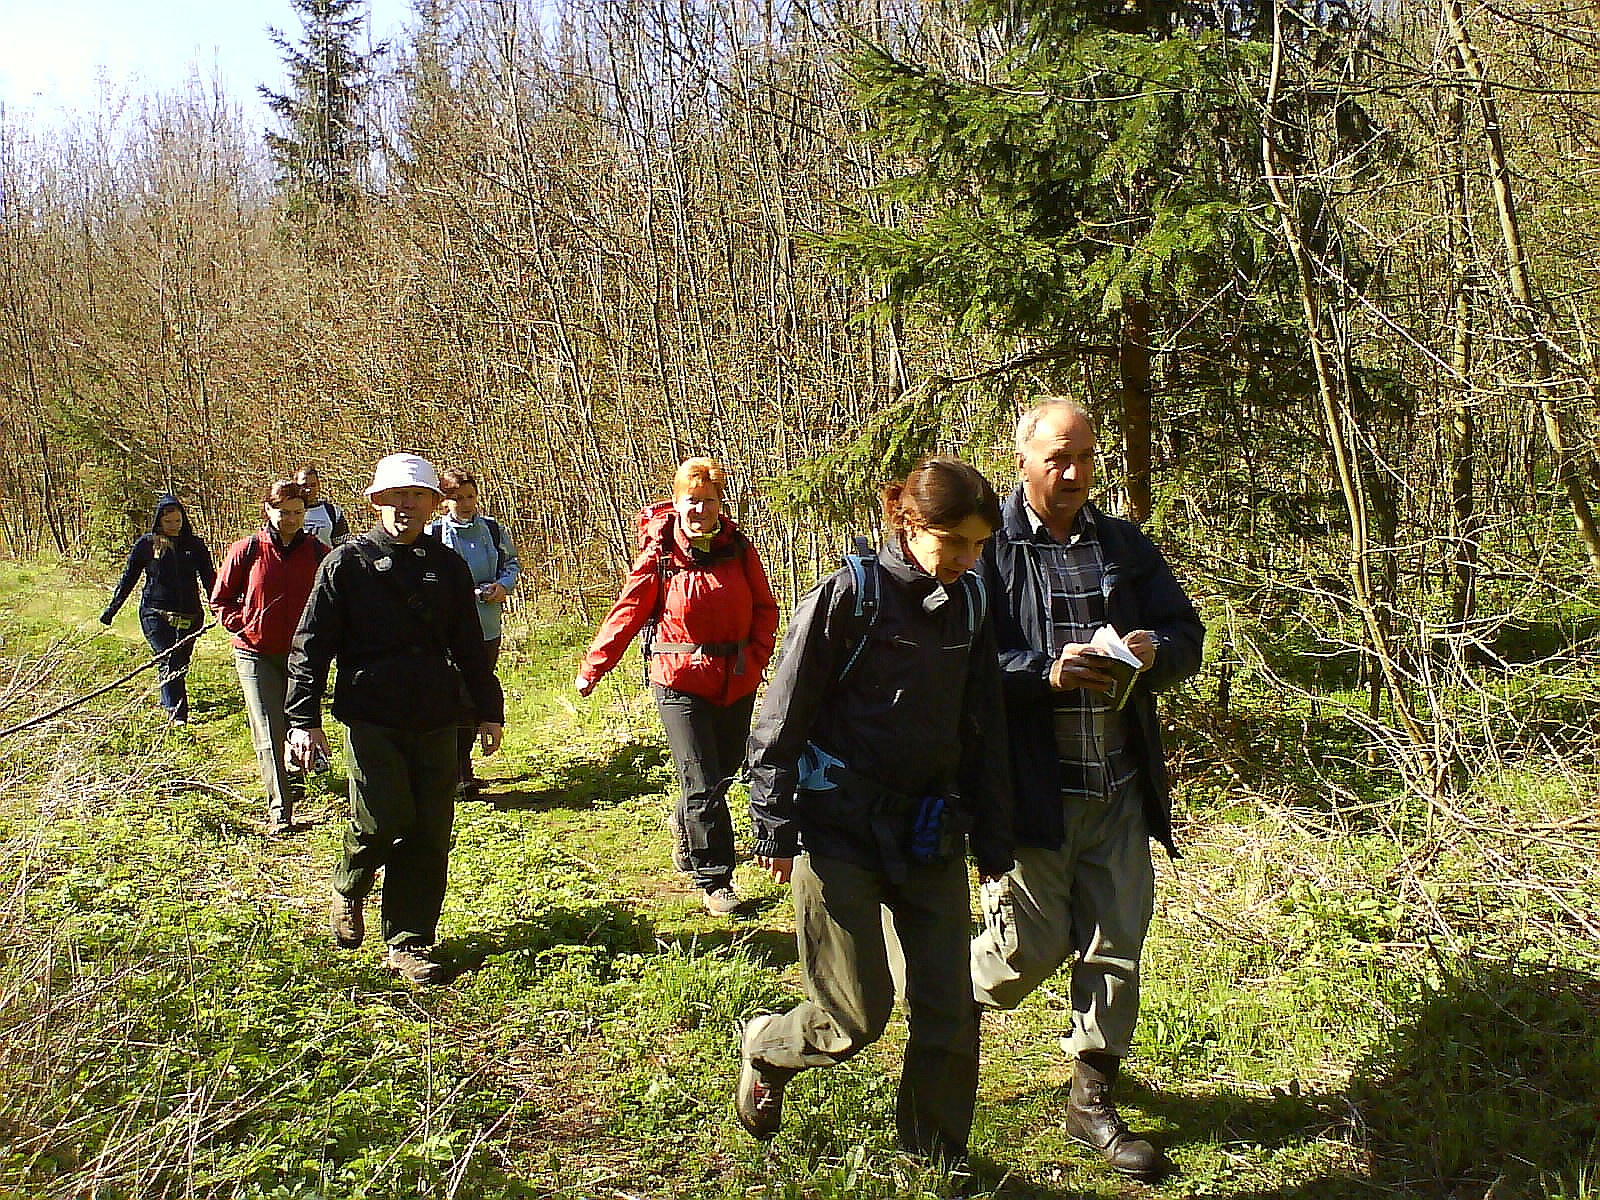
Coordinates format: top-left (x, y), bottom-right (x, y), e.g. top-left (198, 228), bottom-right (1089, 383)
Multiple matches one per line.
top-left (970, 398), bottom-right (1204, 1181)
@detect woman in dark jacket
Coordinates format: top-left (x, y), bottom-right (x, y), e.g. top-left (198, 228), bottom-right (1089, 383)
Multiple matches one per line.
top-left (210, 480), bottom-right (326, 833)
top-left (576, 457), bottom-right (780, 915)
top-left (735, 456), bottom-right (1013, 1164)
top-left (101, 494), bottom-right (216, 724)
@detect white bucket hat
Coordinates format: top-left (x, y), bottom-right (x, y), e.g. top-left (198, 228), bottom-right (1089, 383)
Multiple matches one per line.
top-left (364, 453), bottom-right (443, 496)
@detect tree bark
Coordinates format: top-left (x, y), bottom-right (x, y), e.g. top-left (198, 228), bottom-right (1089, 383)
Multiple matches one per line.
top-left (1443, 0), bottom-right (1600, 580)
top-left (1120, 293), bottom-right (1153, 522)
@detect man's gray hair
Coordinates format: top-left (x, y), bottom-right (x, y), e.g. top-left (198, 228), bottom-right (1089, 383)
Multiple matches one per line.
top-left (1014, 397), bottom-right (1096, 454)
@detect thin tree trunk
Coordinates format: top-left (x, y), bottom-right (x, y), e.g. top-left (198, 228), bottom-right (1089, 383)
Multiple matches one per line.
top-left (1120, 293), bottom-right (1153, 522)
top-left (1442, 51), bottom-right (1479, 634)
top-left (1261, 2), bottom-right (1438, 784)
top-left (1443, 0), bottom-right (1600, 579)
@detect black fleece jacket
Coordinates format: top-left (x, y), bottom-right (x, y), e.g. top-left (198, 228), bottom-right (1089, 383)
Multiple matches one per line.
top-left (285, 525), bottom-right (504, 732)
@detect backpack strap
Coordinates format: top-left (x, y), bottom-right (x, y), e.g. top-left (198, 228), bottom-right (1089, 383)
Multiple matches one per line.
top-left (836, 537), bottom-right (881, 684)
top-left (351, 537), bottom-right (449, 658)
top-left (482, 515), bottom-right (508, 578)
top-left (959, 569), bottom-right (986, 637)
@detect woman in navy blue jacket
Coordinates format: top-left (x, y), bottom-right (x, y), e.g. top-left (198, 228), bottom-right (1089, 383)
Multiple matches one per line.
top-left (101, 494), bottom-right (216, 723)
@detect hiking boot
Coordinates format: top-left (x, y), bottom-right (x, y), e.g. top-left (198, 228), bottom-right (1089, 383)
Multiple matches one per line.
top-left (1063, 1053), bottom-right (1167, 1181)
top-left (734, 1015), bottom-right (786, 1140)
top-left (666, 810), bottom-right (692, 875)
top-left (702, 885), bottom-right (741, 916)
top-left (330, 889), bottom-right (364, 950)
top-left (387, 942), bottom-right (447, 985)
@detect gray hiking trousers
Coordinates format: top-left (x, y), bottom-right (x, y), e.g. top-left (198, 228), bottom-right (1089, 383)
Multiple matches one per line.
top-left (747, 852), bottom-right (978, 1159)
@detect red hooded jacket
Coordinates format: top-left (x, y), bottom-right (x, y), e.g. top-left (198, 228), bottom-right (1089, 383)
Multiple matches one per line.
top-left (581, 510), bottom-right (779, 705)
top-left (210, 529), bottom-right (326, 656)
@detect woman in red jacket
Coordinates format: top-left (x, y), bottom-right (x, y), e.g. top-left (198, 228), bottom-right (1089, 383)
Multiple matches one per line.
top-left (210, 479), bottom-right (327, 835)
top-left (576, 458), bottom-right (780, 915)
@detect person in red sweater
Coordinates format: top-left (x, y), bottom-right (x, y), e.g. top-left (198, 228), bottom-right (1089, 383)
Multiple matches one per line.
top-left (576, 458), bottom-right (780, 915)
top-left (211, 479), bottom-right (327, 835)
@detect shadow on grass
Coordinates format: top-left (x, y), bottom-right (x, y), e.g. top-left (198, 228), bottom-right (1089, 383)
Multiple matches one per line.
top-left (991, 958), bottom-right (1600, 1198)
top-left (437, 901), bottom-right (656, 977)
top-left (963, 1152), bottom-right (1101, 1198)
top-left (649, 924), bottom-right (801, 972)
top-left (484, 740), bottom-right (668, 811)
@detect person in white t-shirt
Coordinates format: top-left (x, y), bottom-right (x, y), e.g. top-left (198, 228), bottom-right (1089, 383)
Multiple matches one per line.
top-left (295, 466), bottom-right (350, 547)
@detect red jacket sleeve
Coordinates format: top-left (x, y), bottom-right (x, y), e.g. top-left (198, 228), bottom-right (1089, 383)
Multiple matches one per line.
top-left (210, 538), bottom-right (250, 635)
top-left (743, 544), bottom-right (780, 680)
top-left (580, 549), bottom-right (663, 684)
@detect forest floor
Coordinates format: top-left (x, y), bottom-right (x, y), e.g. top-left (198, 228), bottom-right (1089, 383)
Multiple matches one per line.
top-left (1, 558), bottom-right (1596, 1200)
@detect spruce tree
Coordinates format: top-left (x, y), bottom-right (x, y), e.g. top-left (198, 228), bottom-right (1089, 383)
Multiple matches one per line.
top-left (821, 0), bottom-right (1345, 519)
top-left (260, 0), bottom-right (383, 217)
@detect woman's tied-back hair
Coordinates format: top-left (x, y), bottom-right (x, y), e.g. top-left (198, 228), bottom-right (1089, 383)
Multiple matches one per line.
top-left (265, 480), bottom-right (308, 508)
top-left (673, 457), bottom-right (727, 499)
top-left (440, 467), bottom-right (477, 493)
top-left (881, 456), bottom-right (1002, 534)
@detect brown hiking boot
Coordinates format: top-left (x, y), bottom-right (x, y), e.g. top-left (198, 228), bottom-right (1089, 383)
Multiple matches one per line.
top-left (386, 942), bottom-right (447, 985)
top-left (1063, 1053), bottom-right (1168, 1181)
top-left (330, 889), bottom-right (364, 949)
top-left (734, 1014), bottom-right (787, 1140)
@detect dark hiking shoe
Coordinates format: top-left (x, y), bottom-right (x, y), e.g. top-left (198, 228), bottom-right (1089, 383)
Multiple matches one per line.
top-left (387, 942), bottom-right (447, 985)
top-left (702, 885), bottom-right (741, 916)
top-left (330, 889), bottom-right (364, 950)
top-left (666, 811), bottom-right (692, 875)
top-left (735, 1015), bottom-right (786, 1140)
top-left (1064, 1053), bottom-right (1168, 1181)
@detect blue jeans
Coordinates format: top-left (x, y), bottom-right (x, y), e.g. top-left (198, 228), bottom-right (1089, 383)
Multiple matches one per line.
top-left (139, 610), bottom-right (198, 720)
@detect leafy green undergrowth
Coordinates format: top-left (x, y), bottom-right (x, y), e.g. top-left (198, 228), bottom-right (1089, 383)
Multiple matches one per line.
top-left (1, 562), bottom-right (1597, 1198)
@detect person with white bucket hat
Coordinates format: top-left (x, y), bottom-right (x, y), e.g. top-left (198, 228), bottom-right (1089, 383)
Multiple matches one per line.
top-left (285, 453), bottom-right (505, 984)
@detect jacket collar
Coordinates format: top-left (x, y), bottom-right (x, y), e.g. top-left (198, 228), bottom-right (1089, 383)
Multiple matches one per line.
top-left (267, 526), bottom-right (313, 554)
top-left (363, 523), bottom-right (425, 553)
top-left (1002, 484), bottom-right (1101, 545)
top-left (879, 534), bottom-right (958, 613)
top-left (667, 512), bottom-right (742, 559)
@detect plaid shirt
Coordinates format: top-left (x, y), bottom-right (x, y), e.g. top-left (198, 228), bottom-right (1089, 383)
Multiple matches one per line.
top-left (1023, 502), bottom-right (1134, 801)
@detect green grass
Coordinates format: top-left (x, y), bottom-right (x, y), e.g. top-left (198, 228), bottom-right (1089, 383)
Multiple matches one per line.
top-left (1, 561), bottom-right (1597, 1198)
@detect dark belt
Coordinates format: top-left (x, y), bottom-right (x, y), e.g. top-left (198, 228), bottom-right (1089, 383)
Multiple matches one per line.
top-left (800, 747), bottom-right (940, 882)
top-left (649, 639), bottom-right (749, 676)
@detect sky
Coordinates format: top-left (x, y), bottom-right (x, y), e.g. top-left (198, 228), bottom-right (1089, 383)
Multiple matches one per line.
top-left (0, 0), bottom-right (412, 136)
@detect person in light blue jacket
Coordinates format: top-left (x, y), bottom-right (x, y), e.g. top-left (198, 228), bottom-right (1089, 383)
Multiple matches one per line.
top-left (429, 467), bottom-right (520, 797)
